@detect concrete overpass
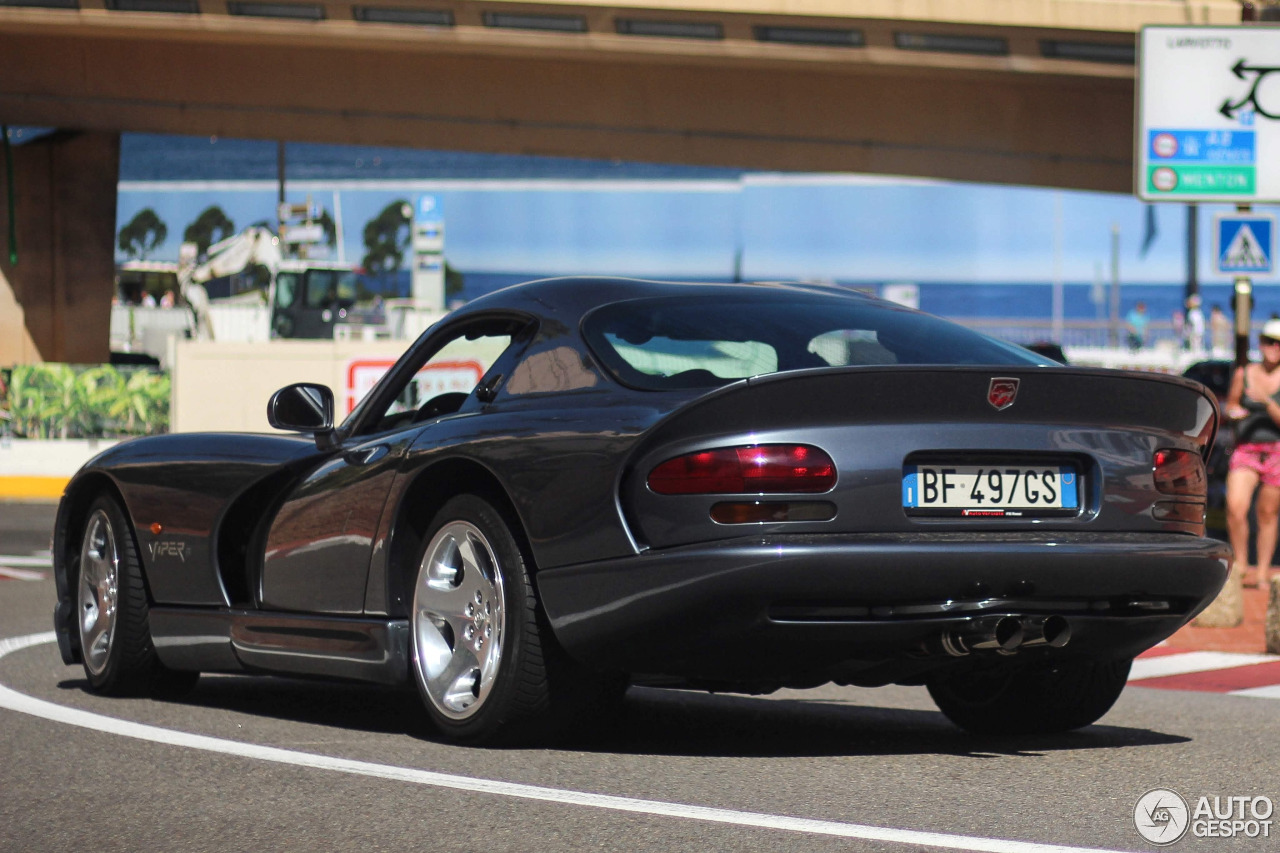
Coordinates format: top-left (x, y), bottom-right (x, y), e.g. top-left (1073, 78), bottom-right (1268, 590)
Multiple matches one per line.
top-left (0, 0), bottom-right (1257, 365)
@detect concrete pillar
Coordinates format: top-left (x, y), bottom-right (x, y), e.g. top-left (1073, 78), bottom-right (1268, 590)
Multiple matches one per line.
top-left (0, 130), bottom-right (119, 367)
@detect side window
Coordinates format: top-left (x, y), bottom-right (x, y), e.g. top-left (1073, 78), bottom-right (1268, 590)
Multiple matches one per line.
top-left (306, 270), bottom-right (338, 309)
top-left (275, 273), bottom-right (299, 309)
top-left (361, 325), bottom-right (518, 434)
top-left (505, 346), bottom-right (600, 395)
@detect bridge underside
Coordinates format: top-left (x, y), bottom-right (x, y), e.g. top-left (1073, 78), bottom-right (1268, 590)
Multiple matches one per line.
top-left (3, 0), bottom-right (1244, 193)
top-left (0, 1), bottom-right (1245, 365)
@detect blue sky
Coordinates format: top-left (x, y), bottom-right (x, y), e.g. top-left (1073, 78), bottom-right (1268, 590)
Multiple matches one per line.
top-left (114, 134), bottom-right (1280, 287)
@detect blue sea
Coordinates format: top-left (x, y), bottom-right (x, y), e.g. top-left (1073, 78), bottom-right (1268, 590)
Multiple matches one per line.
top-left (118, 134), bottom-right (1273, 322)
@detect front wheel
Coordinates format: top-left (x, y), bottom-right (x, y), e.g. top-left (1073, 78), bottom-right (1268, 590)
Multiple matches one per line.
top-left (927, 658), bottom-right (1131, 736)
top-left (76, 495), bottom-right (199, 697)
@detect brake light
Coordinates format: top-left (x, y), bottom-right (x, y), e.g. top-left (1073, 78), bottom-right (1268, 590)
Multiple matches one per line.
top-left (1153, 448), bottom-right (1206, 496)
top-left (648, 445), bottom-right (836, 495)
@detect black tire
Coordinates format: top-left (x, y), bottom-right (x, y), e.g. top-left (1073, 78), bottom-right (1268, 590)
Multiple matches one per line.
top-left (75, 494), bottom-right (200, 698)
top-left (408, 494), bottom-right (611, 743)
top-left (926, 658), bottom-right (1132, 736)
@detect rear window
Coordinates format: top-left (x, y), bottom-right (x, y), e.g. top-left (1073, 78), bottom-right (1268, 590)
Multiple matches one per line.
top-left (582, 292), bottom-right (1048, 390)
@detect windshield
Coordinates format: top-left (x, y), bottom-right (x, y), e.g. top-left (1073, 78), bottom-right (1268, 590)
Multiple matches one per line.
top-left (582, 292), bottom-right (1049, 391)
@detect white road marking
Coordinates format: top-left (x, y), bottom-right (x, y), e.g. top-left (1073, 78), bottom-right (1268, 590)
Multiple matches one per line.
top-left (1128, 651), bottom-right (1278, 681)
top-left (0, 555), bottom-right (53, 567)
top-left (1230, 684), bottom-right (1280, 699)
top-left (0, 567), bottom-right (47, 581)
top-left (0, 632), bottom-right (1137, 853)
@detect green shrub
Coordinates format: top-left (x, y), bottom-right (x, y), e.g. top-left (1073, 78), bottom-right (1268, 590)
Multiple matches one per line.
top-left (0, 363), bottom-right (169, 439)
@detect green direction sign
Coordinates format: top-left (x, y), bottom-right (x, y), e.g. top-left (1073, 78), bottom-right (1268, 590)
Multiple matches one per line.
top-left (1146, 164), bottom-right (1256, 196)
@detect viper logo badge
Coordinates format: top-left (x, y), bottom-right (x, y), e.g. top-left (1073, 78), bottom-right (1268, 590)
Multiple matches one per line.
top-left (987, 378), bottom-right (1019, 411)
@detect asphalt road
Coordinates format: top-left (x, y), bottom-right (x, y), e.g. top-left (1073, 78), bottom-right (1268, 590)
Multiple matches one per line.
top-left (1, 502), bottom-right (1276, 853)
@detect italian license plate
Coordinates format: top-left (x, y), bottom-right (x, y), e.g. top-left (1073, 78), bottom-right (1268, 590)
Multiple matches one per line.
top-left (902, 464), bottom-right (1079, 517)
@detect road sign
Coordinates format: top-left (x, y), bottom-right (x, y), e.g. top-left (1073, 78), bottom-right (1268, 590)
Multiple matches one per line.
top-left (281, 223), bottom-right (324, 244)
top-left (413, 194), bottom-right (446, 311)
top-left (1214, 213), bottom-right (1275, 275)
top-left (1138, 26), bottom-right (1280, 202)
top-left (345, 358), bottom-right (482, 414)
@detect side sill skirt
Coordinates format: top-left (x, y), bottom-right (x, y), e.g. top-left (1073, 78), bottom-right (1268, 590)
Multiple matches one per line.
top-left (150, 608), bottom-right (411, 686)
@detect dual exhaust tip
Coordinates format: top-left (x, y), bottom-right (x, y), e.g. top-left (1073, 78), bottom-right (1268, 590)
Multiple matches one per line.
top-left (934, 615), bottom-right (1071, 657)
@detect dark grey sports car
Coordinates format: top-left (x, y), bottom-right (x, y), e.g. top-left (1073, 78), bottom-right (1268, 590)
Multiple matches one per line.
top-left (52, 277), bottom-right (1229, 742)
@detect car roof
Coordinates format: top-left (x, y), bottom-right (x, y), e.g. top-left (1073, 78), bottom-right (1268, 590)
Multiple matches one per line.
top-left (448, 277), bottom-right (878, 324)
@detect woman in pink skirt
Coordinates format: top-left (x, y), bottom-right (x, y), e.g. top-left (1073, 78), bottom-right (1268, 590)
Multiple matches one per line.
top-left (1224, 319), bottom-right (1280, 588)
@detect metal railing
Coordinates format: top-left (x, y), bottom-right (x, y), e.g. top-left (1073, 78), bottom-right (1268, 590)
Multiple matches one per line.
top-left (952, 318), bottom-right (1246, 350)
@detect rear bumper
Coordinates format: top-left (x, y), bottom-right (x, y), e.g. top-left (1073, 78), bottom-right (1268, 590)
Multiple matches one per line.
top-left (536, 532), bottom-right (1230, 685)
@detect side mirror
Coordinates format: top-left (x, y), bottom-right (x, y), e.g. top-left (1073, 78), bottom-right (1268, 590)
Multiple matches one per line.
top-left (267, 383), bottom-right (336, 449)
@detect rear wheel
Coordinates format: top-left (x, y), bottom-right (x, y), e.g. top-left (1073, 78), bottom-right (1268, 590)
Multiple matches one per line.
top-left (409, 495), bottom-right (620, 743)
top-left (411, 495), bottom-right (554, 742)
top-left (926, 658), bottom-right (1131, 735)
top-left (76, 495), bottom-right (199, 697)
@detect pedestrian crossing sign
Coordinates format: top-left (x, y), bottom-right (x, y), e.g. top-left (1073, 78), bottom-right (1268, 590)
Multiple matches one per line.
top-left (1215, 213), bottom-right (1275, 275)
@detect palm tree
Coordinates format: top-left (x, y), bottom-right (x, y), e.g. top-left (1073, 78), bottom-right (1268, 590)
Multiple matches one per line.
top-left (361, 200), bottom-right (411, 272)
top-left (318, 209), bottom-right (337, 251)
top-left (184, 206), bottom-right (236, 258)
top-left (118, 209), bottom-right (168, 261)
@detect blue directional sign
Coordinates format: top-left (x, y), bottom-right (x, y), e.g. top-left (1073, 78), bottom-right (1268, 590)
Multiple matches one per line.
top-left (418, 194), bottom-right (443, 220)
top-left (1148, 129), bottom-right (1256, 164)
top-left (1215, 213), bottom-right (1275, 276)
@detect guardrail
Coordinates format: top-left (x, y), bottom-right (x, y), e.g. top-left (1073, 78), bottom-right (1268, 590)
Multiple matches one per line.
top-left (953, 318), bottom-right (1243, 350)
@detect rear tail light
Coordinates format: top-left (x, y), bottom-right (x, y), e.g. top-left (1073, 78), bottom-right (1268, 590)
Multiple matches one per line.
top-left (1153, 448), bottom-right (1206, 496)
top-left (647, 445), bottom-right (836, 495)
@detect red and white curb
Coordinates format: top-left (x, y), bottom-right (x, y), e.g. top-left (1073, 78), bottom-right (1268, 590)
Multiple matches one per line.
top-left (0, 556), bottom-right (50, 581)
top-left (1130, 648), bottom-right (1280, 699)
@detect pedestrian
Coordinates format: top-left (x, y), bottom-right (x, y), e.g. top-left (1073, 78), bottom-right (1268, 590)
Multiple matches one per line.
top-left (1185, 294), bottom-right (1205, 354)
top-left (1209, 304), bottom-right (1232, 356)
top-left (1223, 318), bottom-right (1280, 589)
top-left (1124, 302), bottom-right (1149, 351)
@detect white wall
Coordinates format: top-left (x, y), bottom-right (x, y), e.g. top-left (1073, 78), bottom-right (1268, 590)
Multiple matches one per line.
top-left (171, 339), bottom-right (409, 433)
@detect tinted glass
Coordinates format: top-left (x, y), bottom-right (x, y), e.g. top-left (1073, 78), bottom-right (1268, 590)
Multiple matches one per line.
top-left (582, 293), bottom-right (1049, 390)
top-left (305, 269), bottom-right (359, 308)
top-left (349, 324), bottom-right (519, 435)
top-left (274, 273), bottom-right (298, 309)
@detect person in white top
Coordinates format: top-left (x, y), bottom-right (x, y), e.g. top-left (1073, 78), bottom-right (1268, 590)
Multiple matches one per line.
top-left (1184, 294), bottom-right (1205, 354)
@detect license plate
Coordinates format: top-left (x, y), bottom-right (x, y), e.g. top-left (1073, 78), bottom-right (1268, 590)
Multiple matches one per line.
top-left (902, 464), bottom-right (1079, 517)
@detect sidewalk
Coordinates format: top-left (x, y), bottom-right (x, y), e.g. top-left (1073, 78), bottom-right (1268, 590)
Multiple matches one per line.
top-left (1162, 584), bottom-right (1274, 655)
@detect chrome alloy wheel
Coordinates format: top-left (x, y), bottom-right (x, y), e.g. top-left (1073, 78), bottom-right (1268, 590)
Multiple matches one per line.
top-left (412, 520), bottom-right (507, 720)
top-left (78, 509), bottom-right (120, 677)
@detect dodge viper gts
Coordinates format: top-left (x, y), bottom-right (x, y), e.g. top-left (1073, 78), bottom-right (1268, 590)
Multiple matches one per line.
top-left (51, 277), bottom-right (1230, 741)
